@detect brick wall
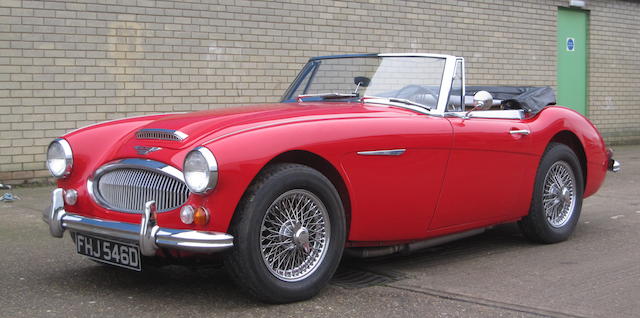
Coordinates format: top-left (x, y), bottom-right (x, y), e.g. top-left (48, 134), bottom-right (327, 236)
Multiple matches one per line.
top-left (588, 0), bottom-right (640, 145)
top-left (1, 0), bottom-right (639, 184)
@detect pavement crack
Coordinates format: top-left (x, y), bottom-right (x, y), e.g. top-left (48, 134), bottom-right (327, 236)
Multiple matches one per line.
top-left (383, 283), bottom-right (587, 318)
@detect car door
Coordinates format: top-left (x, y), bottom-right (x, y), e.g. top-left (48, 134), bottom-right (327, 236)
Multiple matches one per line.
top-left (429, 115), bottom-right (538, 230)
top-left (338, 113), bottom-right (453, 242)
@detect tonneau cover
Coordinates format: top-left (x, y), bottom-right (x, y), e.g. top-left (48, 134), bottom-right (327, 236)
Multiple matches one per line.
top-left (466, 86), bottom-right (556, 114)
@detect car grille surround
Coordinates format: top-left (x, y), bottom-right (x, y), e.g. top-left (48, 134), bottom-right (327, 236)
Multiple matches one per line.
top-left (91, 159), bottom-right (190, 214)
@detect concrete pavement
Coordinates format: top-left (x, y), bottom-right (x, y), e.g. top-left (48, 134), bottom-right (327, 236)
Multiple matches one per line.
top-left (1, 145), bottom-right (638, 317)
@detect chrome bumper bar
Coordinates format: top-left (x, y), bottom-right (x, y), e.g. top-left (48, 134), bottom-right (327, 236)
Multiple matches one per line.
top-left (43, 188), bottom-right (234, 256)
top-left (608, 159), bottom-right (621, 172)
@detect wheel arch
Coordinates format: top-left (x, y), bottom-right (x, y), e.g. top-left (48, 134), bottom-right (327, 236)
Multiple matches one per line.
top-left (548, 130), bottom-right (587, 190)
top-left (236, 150), bottom-right (352, 237)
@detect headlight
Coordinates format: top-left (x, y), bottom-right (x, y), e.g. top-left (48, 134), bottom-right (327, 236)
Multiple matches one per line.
top-left (183, 146), bottom-right (218, 194)
top-left (46, 138), bottom-right (73, 178)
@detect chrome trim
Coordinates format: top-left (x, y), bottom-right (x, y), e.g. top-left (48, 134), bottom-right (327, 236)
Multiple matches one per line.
top-left (609, 159), bottom-right (621, 172)
top-left (297, 92), bottom-right (358, 102)
top-left (509, 129), bottom-right (530, 136)
top-left (43, 189), bottom-right (234, 256)
top-left (435, 55), bottom-right (458, 114)
top-left (446, 57), bottom-right (466, 112)
top-left (183, 146), bottom-right (218, 194)
top-left (90, 158), bottom-right (189, 214)
top-left (543, 161), bottom-right (577, 228)
top-left (357, 149), bottom-right (406, 156)
top-left (377, 53), bottom-right (454, 59)
top-left (360, 97), bottom-right (431, 115)
top-left (446, 110), bottom-right (526, 120)
top-left (46, 138), bottom-right (74, 178)
top-left (140, 201), bottom-right (159, 256)
top-left (47, 188), bottom-right (66, 237)
top-left (136, 128), bottom-right (188, 141)
top-left (134, 145), bottom-right (162, 155)
top-left (260, 189), bottom-right (330, 282)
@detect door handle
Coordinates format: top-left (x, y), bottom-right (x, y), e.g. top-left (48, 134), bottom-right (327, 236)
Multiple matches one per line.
top-left (509, 129), bottom-right (530, 135)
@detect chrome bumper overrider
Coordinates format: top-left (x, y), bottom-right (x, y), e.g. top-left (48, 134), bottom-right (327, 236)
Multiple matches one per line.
top-left (43, 188), bottom-right (234, 256)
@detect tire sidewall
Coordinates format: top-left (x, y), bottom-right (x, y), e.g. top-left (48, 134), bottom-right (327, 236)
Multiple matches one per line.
top-left (230, 165), bottom-right (345, 302)
top-left (530, 143), bottom-right (584, 242)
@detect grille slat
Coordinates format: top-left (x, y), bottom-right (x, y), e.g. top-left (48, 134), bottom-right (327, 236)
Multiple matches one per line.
top-left (96, 167), bottom-right (189, 214)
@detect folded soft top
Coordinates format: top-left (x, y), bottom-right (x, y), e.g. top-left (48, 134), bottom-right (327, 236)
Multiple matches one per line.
top-left (466, 86), bottom-right (556, 114)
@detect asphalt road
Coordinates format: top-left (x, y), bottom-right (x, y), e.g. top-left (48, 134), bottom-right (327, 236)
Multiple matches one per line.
top-left (1, 145), bottom-right (638, 318)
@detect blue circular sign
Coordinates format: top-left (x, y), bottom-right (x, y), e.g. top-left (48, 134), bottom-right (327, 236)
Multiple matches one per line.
top-left (566, 38), bottom-right (575, 51)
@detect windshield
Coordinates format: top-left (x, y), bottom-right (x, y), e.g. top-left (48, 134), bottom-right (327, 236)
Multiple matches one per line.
top-left (282, 56), bottom-right (446, 109)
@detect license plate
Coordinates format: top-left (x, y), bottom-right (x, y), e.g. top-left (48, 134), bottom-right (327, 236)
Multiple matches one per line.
top-left (74, 232), bottom-right (141, 271)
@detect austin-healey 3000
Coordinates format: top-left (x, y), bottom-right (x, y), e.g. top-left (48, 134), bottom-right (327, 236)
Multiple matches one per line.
top-left (43, 53), bottom-right (619, 303)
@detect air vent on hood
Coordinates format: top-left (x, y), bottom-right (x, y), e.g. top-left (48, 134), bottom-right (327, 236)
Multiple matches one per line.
top-left (136, 129), bottom-right (188, 141)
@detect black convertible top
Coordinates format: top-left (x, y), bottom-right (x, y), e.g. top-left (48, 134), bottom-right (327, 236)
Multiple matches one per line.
top-left (466, 86), bottom-right (556, 114)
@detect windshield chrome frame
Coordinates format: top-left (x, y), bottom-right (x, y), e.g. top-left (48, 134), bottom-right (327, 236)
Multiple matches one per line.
top-left (282, 53), bottom-right (460, 116)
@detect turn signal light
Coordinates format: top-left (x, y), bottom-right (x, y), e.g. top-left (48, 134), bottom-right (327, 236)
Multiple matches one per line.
top-left (180, 205), bottom-right (195, 224)
top-left (193, 207), bottom-right (210, 226)
top-left (64, 189), bottom-right (77, 205)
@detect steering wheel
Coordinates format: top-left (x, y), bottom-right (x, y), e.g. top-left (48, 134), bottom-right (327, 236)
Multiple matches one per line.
top-left (394, 85), bottom-right (438, 107)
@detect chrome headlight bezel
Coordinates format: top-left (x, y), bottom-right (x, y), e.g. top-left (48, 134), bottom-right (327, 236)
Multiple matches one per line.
top-left (46, 138), bottom-right (73, 178)
top-left (183, 146), bottom-right (218, 194)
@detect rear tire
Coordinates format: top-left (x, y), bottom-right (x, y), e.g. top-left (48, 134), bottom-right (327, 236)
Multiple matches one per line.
top-left (224, 163), bottom-right (346, 303)
top-left (519, 142), bottom-right (584, 243)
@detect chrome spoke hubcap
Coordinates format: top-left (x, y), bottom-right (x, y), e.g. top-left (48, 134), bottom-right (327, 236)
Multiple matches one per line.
top-left (260, 189), bottom-right (330, 282)
top-left (542, 161), bottom-right (576, 228)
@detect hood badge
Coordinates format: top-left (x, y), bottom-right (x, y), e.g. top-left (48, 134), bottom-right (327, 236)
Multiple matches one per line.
top-left (134, 145), bottom-right (162, 155)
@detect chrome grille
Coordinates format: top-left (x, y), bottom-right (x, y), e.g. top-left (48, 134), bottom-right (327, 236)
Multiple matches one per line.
top-left (136, 129), bottom-right (187, 141)
top-left (95, 167), bottom-right (189, 214)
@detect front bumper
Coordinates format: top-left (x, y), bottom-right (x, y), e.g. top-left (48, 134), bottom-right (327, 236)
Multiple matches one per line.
top-left (43, 188), bottom-right (234, 256)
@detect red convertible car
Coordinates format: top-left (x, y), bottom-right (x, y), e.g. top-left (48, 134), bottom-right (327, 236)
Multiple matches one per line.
top-left (43, 53), bottom-right (619, 303)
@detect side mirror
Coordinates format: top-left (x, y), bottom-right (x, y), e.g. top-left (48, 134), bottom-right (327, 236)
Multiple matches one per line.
top-left (354, 76), bottom-right (370, 87)
top-left (473, 91), bottom-right (493, 110)
top-left (464, 91), bottom-right (493, 119)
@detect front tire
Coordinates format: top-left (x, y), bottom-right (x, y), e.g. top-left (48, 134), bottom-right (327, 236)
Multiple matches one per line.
top-left (519, 142), bottom-right (584, 243)
top-left (225, 163), bottom-right (346, 303)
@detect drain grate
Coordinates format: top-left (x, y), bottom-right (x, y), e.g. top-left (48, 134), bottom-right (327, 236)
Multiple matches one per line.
top-left (331, 267), bottom-right (405, 289)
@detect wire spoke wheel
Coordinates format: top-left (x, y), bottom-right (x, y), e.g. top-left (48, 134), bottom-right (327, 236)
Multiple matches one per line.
top-left (542, 161), bottom-right (577, 228)
top-left (260, 189), bottom-right (331, 282)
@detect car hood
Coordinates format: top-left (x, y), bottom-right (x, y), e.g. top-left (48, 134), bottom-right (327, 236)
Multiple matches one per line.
top-left (130, 102), bottom-right (416, 149)
top-left (61, 101), bottom-right (421, 176)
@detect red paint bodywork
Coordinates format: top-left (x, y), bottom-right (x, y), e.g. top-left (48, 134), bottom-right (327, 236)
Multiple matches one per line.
top-left (57, 102), bottom-right (609, 247)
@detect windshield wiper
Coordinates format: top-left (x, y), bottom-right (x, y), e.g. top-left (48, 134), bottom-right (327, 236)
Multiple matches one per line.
top-left (361, 96), bottom-right (431, 111)
top-left (297, 92), bottom-right (359, 102)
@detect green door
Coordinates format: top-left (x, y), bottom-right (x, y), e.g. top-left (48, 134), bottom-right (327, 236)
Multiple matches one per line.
top-left (557, 7), bottom-right (588, 115)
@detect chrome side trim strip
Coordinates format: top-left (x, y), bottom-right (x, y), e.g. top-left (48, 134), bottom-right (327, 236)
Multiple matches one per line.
top-left (43, 189), bottom-right (234, 256)
top-left (357, 149), bottom-right (406, 156)
top-left (446, 109), bottom-right (525, 120)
